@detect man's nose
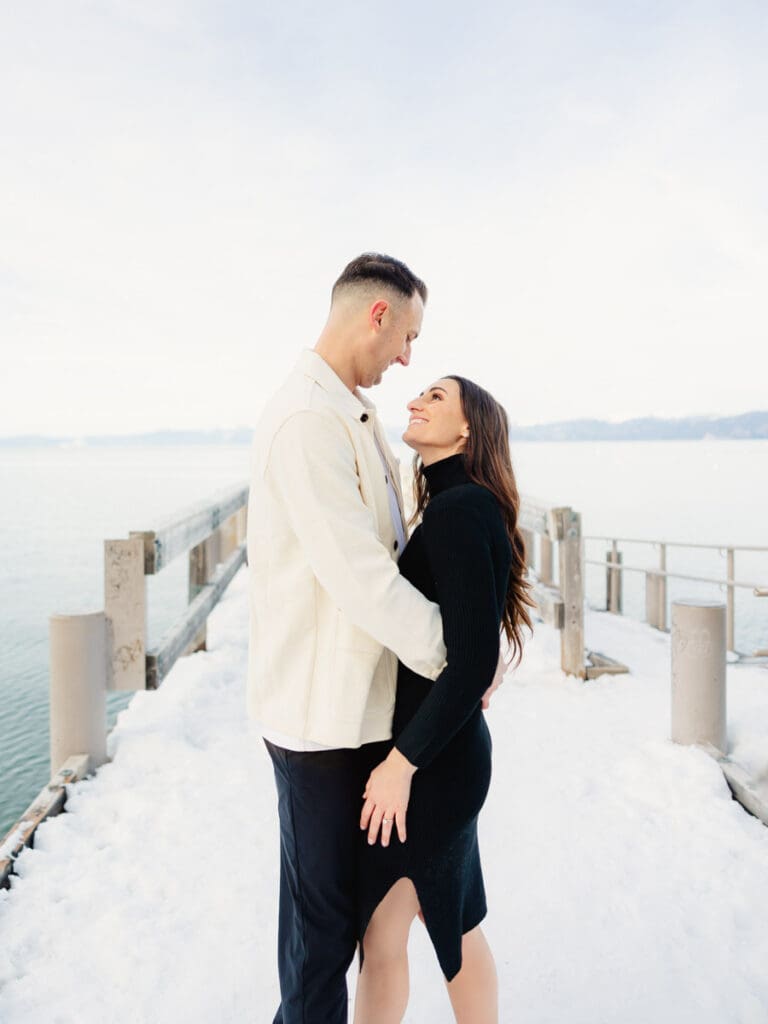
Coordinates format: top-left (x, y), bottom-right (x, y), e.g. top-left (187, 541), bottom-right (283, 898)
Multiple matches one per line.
top-left (395, 341), bottom-right (411, 367)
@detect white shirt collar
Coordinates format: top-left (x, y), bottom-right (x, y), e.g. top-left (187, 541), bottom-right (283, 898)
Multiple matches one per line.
top-left (297, 348), bottom-right (378, 422)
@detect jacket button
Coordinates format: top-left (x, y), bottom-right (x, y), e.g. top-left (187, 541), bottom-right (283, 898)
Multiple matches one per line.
top-left (394, 540), bottom-right (399, 551)
top-left (384, 475), bottom-right (388, 484)
top-left (360, 413), bottom-right (368, 422)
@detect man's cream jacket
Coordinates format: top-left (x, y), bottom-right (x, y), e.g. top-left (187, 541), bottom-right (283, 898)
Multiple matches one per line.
top-left (246, 349), bottom-right (447, 748)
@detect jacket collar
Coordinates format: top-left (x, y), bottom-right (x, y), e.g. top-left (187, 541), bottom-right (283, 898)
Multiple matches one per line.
top-left (297, 349), bottom-right (377, 423)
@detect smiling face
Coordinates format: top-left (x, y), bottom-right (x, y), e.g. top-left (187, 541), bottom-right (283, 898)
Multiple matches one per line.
top-left (402, 377), bottom-right (470, 464)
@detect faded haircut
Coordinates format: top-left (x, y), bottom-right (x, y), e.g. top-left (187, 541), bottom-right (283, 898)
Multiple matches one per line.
top-left (331, 252), bottom-right (428, 305)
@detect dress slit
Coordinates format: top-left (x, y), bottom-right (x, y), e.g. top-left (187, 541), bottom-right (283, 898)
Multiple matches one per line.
top-left (357, 869), bottom-right (471, 982)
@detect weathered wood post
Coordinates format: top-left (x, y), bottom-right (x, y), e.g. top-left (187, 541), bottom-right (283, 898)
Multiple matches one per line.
top-left (188, 531), bottom-right (221, 653)
top-left (556, 507), bottom-right (585, 679)
top-left (520, 528), bottom-right (534, 574)
top-left (235, 505), bottom-right (247, 546)
top-left (671, 599), bottom-right (727, 754)
top-left (219, 512), bottom-right (239, 561)
top-left (539, 535), bottom-right (553, 586)
top-left (645, 572), bottom-right (665, 629)
top-left (105, 537), bottom-right (146, 691)
top-left (606, 541), bottom-right (622, 613)
top-left (726, 548), bottom-right (735, 652)
top-left (49, 612), bottom-right (108, 773)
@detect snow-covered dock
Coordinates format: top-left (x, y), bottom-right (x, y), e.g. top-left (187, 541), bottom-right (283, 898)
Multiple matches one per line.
top-left (1, 567), bottom-right (767, 1024)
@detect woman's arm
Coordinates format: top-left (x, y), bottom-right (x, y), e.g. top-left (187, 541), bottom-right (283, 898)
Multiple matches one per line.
top-left (359, 499), bottom-right (501, 846)
top-left (393, 500), bottom-right (501, 769)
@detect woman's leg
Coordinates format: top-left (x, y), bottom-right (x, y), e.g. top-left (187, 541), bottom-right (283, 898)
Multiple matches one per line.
top-left (444, 925), bottom-right (498, 1024)
top-left (353, 877), bottom-right (420, 1024)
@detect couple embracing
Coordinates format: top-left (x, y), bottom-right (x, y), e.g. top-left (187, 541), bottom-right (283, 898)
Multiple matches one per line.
top-left (246, 253), bottom-right (535, 1023)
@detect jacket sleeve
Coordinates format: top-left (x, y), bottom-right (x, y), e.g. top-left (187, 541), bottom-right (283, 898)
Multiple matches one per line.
top-left (264, 409), bottom-right (447, 681)
top-left (394, 502), bottom-right (500, 768)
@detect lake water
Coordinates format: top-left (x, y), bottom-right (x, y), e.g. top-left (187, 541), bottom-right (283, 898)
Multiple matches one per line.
top-left (1, 440), bottom-right (766, 839)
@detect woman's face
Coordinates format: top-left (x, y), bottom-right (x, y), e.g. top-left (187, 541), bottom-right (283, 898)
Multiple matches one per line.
top-left (402, 377), bottom-right (469, 463)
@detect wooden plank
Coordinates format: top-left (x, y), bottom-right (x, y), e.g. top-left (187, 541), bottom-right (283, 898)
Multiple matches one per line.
top-left (130, 483), bottom-right (248, 574)
top-left (518, 498), bottom-right (572, 541)
top-left (0, 754), bottom-right (90, 890)
top-left (531, 582), bottom-right (565, 629)
top-left (104, 537), bottom-right (146, 692)
top-left (585, 650), bottom-right (630, 678)
top-left (146, 544), bottom-right (247, 689)
top-left (697, 743), bottom-right (768, 828)
top-left (518, 496), bottom-right (552, 537)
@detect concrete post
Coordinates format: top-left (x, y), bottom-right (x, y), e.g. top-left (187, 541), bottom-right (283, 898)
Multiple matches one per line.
top-left (671, 600), bottom-right (727, 754)
top-left (49, 612), bottom-right (108, 775)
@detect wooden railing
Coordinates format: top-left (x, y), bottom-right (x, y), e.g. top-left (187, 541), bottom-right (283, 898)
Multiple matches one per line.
top-left (519, 498), bottom-right (628, 680)
top-left (0, 484), bottom-right (248, 889)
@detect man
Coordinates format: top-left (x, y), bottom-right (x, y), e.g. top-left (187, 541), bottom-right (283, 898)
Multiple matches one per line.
top-left (246, 253), bottom-right (499, 1022)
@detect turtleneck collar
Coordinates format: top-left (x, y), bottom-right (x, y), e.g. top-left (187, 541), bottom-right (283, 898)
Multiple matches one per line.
top-left (422, 452), bottom-right (471, 496)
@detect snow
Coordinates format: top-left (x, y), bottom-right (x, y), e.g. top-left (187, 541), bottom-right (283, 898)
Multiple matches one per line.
top-left (0, 568), bottom-right (766, 1023)
top-left (0, 824), bottom-right (32, 863)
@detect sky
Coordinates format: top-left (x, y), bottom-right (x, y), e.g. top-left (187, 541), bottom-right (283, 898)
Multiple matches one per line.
top-left (2, 0), bottom-right (767, 437)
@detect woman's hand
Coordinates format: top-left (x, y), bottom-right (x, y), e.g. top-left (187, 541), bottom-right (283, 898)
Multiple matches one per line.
top-left (360, 747), bottom-right (417, 847)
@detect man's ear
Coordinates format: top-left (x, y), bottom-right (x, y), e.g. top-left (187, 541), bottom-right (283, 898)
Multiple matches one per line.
top-left (369, 299), bottom-right (388, 329)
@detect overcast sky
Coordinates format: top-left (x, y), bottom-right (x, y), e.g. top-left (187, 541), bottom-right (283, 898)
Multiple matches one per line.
top-left (2, 0), bottom-right (767, 437)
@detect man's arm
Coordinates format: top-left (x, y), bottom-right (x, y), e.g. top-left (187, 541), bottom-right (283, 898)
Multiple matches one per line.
top-left (264, 409), bottom-right (446, 680)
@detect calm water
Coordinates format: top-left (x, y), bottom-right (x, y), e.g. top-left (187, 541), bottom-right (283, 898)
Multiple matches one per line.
top-left (1, 440), bottom-right (766, 839)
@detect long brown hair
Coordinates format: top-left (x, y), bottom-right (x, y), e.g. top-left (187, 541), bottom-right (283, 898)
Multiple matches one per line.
top-left (408, 375), bottom-right (536, 668)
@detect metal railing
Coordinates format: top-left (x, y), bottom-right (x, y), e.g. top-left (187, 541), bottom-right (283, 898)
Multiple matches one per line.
top-left (585, 536), bottom-right (768, 657)
top-left (0, 484), bottom-right (249, 889)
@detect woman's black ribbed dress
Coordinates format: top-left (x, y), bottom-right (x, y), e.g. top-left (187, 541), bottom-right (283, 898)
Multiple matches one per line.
top-left (357, 452), bottom-right (513, 983)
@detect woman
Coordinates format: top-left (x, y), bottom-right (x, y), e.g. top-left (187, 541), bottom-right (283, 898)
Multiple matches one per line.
top-left (354, 375), bottom-right (536, 1024)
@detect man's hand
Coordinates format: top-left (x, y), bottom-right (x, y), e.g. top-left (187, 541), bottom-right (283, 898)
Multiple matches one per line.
top-left (360, 746), bottom-right (416, 847)
top-left (481, 644), bottom-right (508, 710)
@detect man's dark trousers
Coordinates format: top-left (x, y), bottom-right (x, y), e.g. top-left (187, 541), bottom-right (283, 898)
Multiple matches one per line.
top-left (264, 737), bottom-right (391, 1024)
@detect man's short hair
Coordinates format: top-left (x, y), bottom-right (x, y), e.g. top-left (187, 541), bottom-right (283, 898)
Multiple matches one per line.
top-left (332, 253), bottom-right (428, 305)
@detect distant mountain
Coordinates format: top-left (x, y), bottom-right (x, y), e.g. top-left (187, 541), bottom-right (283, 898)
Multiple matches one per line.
top-left (504, 410), bottom-right (768, 442)
top-left (2, 411), bottom-right (767, 447)
top-left (0, 429), bottom-right (255, 448)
